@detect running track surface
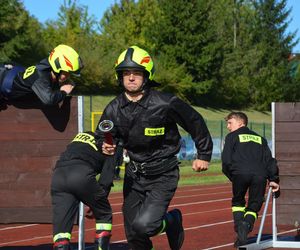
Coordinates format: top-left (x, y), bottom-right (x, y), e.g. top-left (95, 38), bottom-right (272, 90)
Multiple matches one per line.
top-left (0, 183), bottom-right (296, 250)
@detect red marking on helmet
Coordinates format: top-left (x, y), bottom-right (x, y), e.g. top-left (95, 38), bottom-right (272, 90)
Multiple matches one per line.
top-left (64, 55), bottom-right (73, 70)
top-left (140, 56), bottom-right (151, 64)
top-left (49, 50), bottom-right (55, 59)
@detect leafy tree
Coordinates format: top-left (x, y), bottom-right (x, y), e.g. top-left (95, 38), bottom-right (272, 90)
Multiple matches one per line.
top-left (97, 0), bottom-right (164, 93)
top-left (213, 0), bottom-right (298, 109)
top-left (145, 0), bottom-right (223, 106)
top-left (0, 0), bottom-right (46, 65)
top-left (100, 0), bottom-right (161, 53)
top-left (213, 0), bottom-right (259, 108)
top-left (42, 0), bottom-right (97, 47)
top-left (250, 0), bottom-right (298, 109)
top-left (2, 0), bottom-right (297, 108)
top-left (41, 0), bottom-right (116, 94)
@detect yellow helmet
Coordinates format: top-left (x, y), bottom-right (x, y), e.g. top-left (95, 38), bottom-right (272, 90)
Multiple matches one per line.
top-left (48, 44), bottom-right (83, 75)
top-left (115, 46), bottom-right (155, 81)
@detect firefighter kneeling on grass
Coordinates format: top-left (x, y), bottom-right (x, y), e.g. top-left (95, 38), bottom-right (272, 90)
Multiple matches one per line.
top-left (51, 131), bottom-right (115, 250)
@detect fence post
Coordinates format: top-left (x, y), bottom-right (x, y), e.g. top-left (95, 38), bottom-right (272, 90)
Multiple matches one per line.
top-left (78, 96), bottom-right (85, 250)
top-left (220, 120), bottom-right (224, 153)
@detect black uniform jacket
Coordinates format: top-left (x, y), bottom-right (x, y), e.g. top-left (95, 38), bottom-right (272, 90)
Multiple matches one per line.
top-left (2, 59), bottom-right (66, 105)
top-left (96, 89), bottom-right (213, 163)
top-left (55, 132), bottom-right (114, 190)
top-left (221, 126), bottom-right (279, 182)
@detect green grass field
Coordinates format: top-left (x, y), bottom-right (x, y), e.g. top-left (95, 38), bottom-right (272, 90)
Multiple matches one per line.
top-left (83, 95), bottom-right (269, 192)
top-left (110, 160), bottom-right (229, 193)
top-left (84, 95), bottom-right (272, 123)
top-left (82, 95), bottom-right (272, 138)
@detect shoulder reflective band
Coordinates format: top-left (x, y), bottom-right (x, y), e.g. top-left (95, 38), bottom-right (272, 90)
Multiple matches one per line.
top-left (238, 134), bottom-right (262, 144)
top-left (72, 132), bottom-right (98, 151)
top-left (23, 66), bottom-right (36, 79)
top-left (144, 127), bottom-right (165, 136)
top-left (157, 219), bottom-right (166, 235)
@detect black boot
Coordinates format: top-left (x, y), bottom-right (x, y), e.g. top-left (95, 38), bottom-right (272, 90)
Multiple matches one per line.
top-left (233, 211), bottom-right (244, 233)
top-left (166, 209), bottom-right (185, 250)
top-left (244, 213), bottom-right (256, 232)
top-left (95, 231), bottom-right (111, 250)
top-left (237, 221), bottom-right (250, 246)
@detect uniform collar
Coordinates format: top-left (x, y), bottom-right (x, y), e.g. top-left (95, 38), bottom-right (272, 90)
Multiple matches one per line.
top-left (120, 89), bottom-right (151, 109)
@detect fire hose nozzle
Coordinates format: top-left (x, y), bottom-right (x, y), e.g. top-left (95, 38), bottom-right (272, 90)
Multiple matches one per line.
top-left (98, 120), bottom-right (114, 144)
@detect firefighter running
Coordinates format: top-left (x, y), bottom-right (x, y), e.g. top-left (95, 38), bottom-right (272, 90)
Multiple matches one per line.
top-left (97, 45), bottom-right (213, 250)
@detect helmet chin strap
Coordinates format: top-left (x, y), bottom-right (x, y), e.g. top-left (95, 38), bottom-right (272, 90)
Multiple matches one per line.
top-left (50, 71), bottom-right (59, 83)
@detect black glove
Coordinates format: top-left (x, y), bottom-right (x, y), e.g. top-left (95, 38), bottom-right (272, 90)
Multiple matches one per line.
top-left (274, 188), bottom-right (280, 199)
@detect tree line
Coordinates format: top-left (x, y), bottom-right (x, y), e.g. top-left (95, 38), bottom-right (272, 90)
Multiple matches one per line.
top-left (1, 0), bottom-right (299, 110)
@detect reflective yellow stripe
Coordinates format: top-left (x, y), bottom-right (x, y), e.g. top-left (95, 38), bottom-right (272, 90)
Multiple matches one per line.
top-left (232, 206), bottom-right (245, 213)
top-left (72, 132), bottom-right (98, 151)
top-left (53, 232), bottom-right (71, 242)
top-left (23, 66), bottom-right (36, 79)
top-left (96, 173), bottom-right (100, 181)
top-left (144, 127), bottom-right (165, 136)
top-left (157, 219), bottom-right (166, 235)
top-left (239, 134), bottom-right (262, 144)
top-left (245, 211), bottom-right (257, 219)
top-left (96, 223), bottom-right (112, 231)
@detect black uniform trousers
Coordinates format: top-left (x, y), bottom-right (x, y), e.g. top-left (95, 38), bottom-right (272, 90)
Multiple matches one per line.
top-left (232, 174), bottom-right (267, 213)
top-left (122, 166), bottom-right (179, 250)
top-left (51, 160), bottom-right (113, 237)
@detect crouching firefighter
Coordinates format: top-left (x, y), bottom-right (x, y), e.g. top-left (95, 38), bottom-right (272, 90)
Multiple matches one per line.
top-left (51, 131), bottom-right (115, 250)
